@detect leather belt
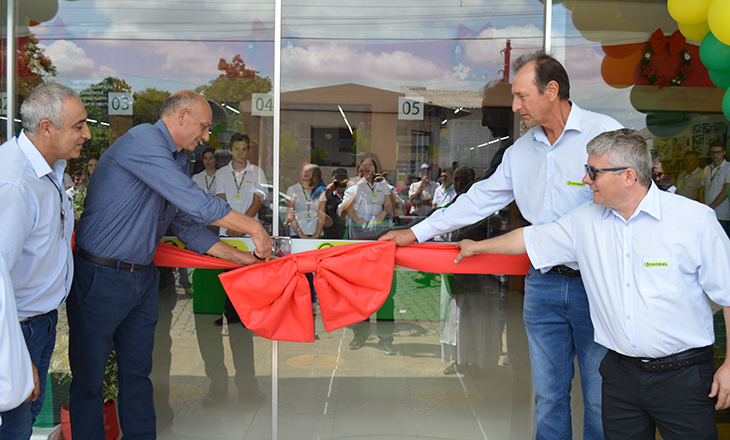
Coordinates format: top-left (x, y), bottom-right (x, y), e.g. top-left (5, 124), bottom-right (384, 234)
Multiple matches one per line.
top-left (616, 346), bottom-right (713, 372)
top-left (19, 311), bottom-right (51, 323)
top-left (78, 248), bottom-right (147, 272)
top-left (549, 265), bottom-right (581, 278)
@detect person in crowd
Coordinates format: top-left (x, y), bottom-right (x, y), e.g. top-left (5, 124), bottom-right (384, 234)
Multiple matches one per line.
top-left (212, 134), bottom-right (266, 326)
top-left (339, 156), bottom-right (393, 234)
top-left (66, 169), bottom-right (87, 199)
top-left (0, 251), bottom-right (36, 423)
top-left (454, 128), bottom-right (730, 439)
top-left (676, 150), bottom-right (703, 201)
top-left (68, 90), bottom-right (272, 440)
top-left (701, 141), bottom-right (730, 237)
top-left (652, 160), bottom-right (675, 193)
top-left (0, 82), bottom-right (90, 438)
top-left (319, 167), bottom-right (349, 239)
top-left (192, 147), bottom-right (219, 196)
top-left (286, 163), bottom-right (326, 239)
top-left (409, 163), bottom-right (438, 216)
top-left (84, 157), bottom-right (98, 181)
top-left (432, 168), bottom-right (455, 209)
top-left (381, 50), bottom-right (623, 439)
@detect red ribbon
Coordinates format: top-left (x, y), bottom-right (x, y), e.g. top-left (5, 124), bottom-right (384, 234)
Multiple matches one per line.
top-left (152, 242), bottom-right (530, 342)
top-left (650, 29), bottom-right (685, 56)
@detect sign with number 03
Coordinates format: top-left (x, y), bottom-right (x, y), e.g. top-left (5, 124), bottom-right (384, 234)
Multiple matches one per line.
top-left (108, 93), bottom-right (133, 115)
top-left (251, 93), bottom-right (274, 117)
top-left (398, 97), bottom-right (424, 121)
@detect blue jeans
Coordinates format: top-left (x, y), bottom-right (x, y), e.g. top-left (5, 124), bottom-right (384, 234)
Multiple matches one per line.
top-left (0, 309), bottom-right (58, 440)
top-left (67, 254), bottom-right (159, 440)
top-left (523, 266), bottom-right (606, 440)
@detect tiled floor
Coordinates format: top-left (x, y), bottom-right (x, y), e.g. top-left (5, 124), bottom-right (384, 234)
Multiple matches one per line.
top-left (45, 270), bottom-right (592, 440)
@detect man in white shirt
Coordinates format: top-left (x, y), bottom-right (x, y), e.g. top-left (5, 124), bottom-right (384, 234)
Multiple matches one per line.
top-left (0, 82), bottom-right (91, 438)
top-left (701, 142), bottom-right (730, 236)
top-left (409, 163), bottom-right (438, 216)
top-left (454, 128), bottom-right (730, 439)
top-left (382, 51), bottom-right (623, 439)
top-left (676, 150), bottom-right (703, 201)
top-left (432, 168), bottom-right (456, 208)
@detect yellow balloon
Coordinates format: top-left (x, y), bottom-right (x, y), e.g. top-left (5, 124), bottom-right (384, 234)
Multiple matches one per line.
top-left (668, 0), bottom-right (712, 25)
top-left (708, 0), bottom-right (730, 46)
top-left (678, 20), bottom-right (710, 42)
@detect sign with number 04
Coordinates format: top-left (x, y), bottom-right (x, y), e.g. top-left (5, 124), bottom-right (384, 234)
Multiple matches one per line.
top-left (398, 97), bottom-right (424, 120)
top-left (251, 93), bottom-right (274, 116)
top-left (108, 93), bottom-right (133, 115)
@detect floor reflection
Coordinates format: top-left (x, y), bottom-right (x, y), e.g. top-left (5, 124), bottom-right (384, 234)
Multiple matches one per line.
top-left (151, 269), bottom-right (578, 440)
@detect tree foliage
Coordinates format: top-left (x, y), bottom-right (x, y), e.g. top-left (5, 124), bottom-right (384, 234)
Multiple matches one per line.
top-left (133, 87), bottom-right (170, 126)
top-left (79, 77), bottom-right (132, 152)
top-left (195, 54), bottom-right (272, 105)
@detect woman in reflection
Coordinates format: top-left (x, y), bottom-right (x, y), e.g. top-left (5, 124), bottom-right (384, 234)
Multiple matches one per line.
top-left (286, 163), bottom-right (326, 239)
top-left (84, 157), bottom-right (98, 182)
top-left (192, 147), bottom-right (218, 196)
top-left (338, 155), bottom-right (393, 238)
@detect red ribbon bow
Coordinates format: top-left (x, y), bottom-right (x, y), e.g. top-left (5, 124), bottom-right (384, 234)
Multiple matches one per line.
top-left (219, 241), bottom-right (397, 343)
top-left (650, 29), bottom-right (685, 55)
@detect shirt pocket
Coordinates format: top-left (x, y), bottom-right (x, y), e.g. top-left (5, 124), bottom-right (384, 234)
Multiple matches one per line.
top-left (638, 257), bottom-right (677, 299)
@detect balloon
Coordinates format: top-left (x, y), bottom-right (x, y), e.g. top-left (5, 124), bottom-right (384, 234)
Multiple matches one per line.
top-left (700, 32), bottom-right (730, 73)
top-left (668, 0), bottom-right (712, 25)
top-left (645, 112), bottom-right (690, 138)
top-left (321, 151), bottom-right (329, 158)
top-left (678, 21), bottom-right (710, 43)
top-left (18, 0), bottom-right (59, 24)
top-left (723, 89), bottom-right (730, 121)
top-left (709, 69), bottom-right (730, 90)
top-left (601, 47), bottom-right (643, 88)
top-left (708, 0), bottom-right (730, 46)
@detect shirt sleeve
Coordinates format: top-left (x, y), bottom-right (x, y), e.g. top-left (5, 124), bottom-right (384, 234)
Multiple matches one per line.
top-left (697, 210), bottom-right (730, 306)
top-left (410, 153), bottom-right (516, 242)
top-left (0, 184), bottom-right (33, 272)
top-left (214, 169), bottom-right (225, 196)
top-left (523, 208), bottom-right (579, 270)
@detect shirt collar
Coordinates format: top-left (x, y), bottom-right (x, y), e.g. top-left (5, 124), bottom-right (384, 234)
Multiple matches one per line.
top-left (601, 182), bottom-right (661, 222)
top-left (17, 130), bottom-right (67, 180)
top-left (533, 101), bottom-right (582, 145)
top-left (155, 119), bottom-right (178, 155)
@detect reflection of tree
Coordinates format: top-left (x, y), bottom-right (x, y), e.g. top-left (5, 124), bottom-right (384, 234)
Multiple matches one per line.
top-left (133, 87), bottom-right (170, 126)
top-left (79, 77), bottom-right (132, 152)
top-left (195, 54), bottom-right (272, 108)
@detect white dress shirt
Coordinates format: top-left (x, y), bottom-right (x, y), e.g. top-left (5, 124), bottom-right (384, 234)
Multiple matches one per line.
top-left (287, 183), bottom-right (325, 235)
top-left (676, 166), bottom-right (703, 200)
top-left (0, 133), bottom-right (73, 319)
top-left (409, 180), bottom-right (439, 216)
top-left (703, 161), bottom-right (730, 220)
top-left (411, 103), bottom-right (623, 250)
top-left (0, 251), bottom-right (34, 420)
top-left (432, 184), bottom-right (456, 207)
top-left (341, 179), bottom-right (390, 225)
top-left (524, 184), bottom-right (730, 358)
top-left (214, 161), bottom-right (266, 235)
top-left (192, 170), bottom-right (218, 195)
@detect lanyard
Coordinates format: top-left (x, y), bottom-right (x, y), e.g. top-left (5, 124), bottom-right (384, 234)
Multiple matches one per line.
top-left (710, 166), bottom-right (722, 184)
top-left (205, 174), bottom-right (215, 191)
top-left (232, 171), bottom-right (247, 193)
top-left (45, 174), bottom-right (66, 239)
top-left (303, 188), bottom-right (316, 210)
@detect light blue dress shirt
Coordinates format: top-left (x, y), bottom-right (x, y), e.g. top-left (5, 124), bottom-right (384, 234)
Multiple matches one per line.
top-left (524, 184), bottom-right (730, 358)
top-left (76, 120), bottom-right (232, 265)
top-left (0, 133), bottom-right (73, 319)
top-left (411, 103), bottom-right (623, 248)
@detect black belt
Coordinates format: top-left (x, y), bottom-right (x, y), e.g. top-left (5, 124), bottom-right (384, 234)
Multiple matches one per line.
top-left (77, 248), bottom-right (147, 273)
top-left (549, 265), bottom-right (581, 278)
top-left (616, 346), bottom-right (713, 372)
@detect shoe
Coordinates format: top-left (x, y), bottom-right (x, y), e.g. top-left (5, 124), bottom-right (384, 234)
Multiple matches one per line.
top-left (378, 339), bottom-right (397, 355)
top-left (443, 362), bottom-right (458, 375)
top-left (349, 336), bottom-right (366, 350)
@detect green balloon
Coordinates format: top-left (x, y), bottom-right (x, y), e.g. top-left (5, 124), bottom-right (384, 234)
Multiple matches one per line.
top-left (709, 69), bottom-right (730, 90)
top-left (723, 90), bottom-right (730, 121)
top-left (700, 32), bottom-right (730, 72)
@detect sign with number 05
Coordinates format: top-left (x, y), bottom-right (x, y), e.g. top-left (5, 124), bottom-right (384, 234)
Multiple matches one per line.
top-left (398, 97), bottom-right (424, 120)
top-left (108, 93), bottom-right (133, 115)
top-left (251, 93), bottom-right (274, 116)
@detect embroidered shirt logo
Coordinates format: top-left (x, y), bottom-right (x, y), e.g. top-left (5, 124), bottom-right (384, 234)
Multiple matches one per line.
top-left (566, 181), bottom-right (586, 187)
top-left (644, 262), bottom-right (668, 268)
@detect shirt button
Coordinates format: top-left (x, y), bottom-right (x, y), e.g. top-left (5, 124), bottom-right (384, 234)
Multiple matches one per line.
top-left (626, 315), bottom-right (631, 320)
top-left (626, 253), bottom-right (630, 257)
top-left (632, 344), bottom-right (637, 348)
top-left (626, 283), bottom-right (630, 288)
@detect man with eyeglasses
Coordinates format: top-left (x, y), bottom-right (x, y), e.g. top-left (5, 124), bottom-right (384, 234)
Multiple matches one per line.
top-left (453, 128), bottom-right (730, 439)
top-left (701, 141), bottom-right (730, 237)
top-left (382, 51), bottom-right (623, 439)
top-left (0, 82), bottom-right (91, 439)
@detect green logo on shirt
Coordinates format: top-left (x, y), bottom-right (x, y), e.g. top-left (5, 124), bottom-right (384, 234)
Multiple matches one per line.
top-left (644, 262), bottom-right (668, 267)
top-left (566, 181), bottom-right (586, 187)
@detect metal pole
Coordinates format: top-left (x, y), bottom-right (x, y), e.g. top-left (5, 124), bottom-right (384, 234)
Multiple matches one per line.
top-left (272, 0), bottom-right (282, 437)
top-left (6, 0), bottom-right (15, 139)
top-left (543, 0), bottom-right (552, 53)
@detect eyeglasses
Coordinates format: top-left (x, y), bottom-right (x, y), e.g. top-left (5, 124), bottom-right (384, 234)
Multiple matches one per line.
top-left (709, 150), bottom-right (725, 155)
top-left (584, 164), bottom-right (628, 181)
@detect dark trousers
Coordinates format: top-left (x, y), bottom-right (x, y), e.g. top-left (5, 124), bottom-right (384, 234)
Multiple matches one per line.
top-left (600, 349), bottom-right (718, 440)
top-left (67, 254), bottom-right (159, 440)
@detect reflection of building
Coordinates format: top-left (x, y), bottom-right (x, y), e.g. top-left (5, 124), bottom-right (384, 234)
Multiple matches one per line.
top-left (239, 82), bottom-right (515, 185)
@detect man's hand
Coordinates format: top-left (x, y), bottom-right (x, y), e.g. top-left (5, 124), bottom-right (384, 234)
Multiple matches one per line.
top-left (454, 239), bottom-right (480, 263)
top-left (379, 229), bottom-right (416, 246)
top-left (711, 359), bottom-right (730, 409)
top-left (250, 232), bottom-right (273, 263)
top-left (25, 362), bottom-right (40, 402)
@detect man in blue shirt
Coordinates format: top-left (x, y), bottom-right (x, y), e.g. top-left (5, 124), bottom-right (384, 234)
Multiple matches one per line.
top-left (68, 90), bottom-right (272, 439)
top-left (382, 52), bottom-right (623, 439)
top-left (0, 82), bottom-right (91, 439)
top-left (454, 128), bottom-right (730, 439)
